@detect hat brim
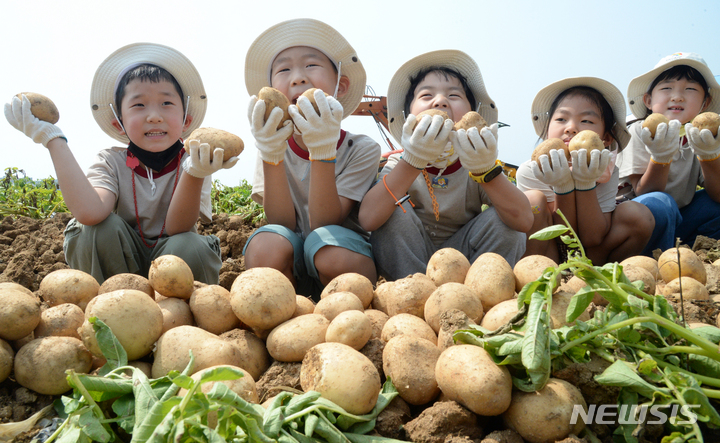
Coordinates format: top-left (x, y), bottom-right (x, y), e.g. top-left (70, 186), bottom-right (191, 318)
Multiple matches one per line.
top-left (386, 50), bottom-right (497, 146)
top-left (627, 57), bottom-right (720, 119)
top-left (244, 18), bottom-right (366, 119)
top-left (531, 77), bottom-right (631, 150)
top-left (90, 42), bottom-right (207, 144)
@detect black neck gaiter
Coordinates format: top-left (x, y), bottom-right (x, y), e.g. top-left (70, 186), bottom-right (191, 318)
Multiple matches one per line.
top-left (127, 139), bottom-right (185, 172)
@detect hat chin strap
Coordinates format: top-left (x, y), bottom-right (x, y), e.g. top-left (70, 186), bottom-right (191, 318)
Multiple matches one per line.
top-left (333, 62), bottom-right (342, 98)
top-left (109, 95), bottom-right (190, 143)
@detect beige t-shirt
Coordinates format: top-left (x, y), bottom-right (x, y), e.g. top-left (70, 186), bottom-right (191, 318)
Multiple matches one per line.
top-left (87, 147), bottom-right (212, 239)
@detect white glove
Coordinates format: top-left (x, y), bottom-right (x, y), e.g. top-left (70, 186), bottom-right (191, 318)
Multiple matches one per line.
top-left (685, 123), bottom-right (720, 161)
top-left (288, 90), bottom-right (343, 161)
top-left (531, 149), bottom-right (574, 195)
top-left (641, 119), bottom-right (682, 164)
top-left (400, 113), bottom-right (454, 169)
top-left (450, 123), bottom-right (498, 174)
top-left (182, 139), bottom-right (238, 178)
top-left (248, 96), bottom-right (294, 165)
top-left (5, 95), bottom-right (65, 147)
top-left (571, 149), bottom-right (611, 191)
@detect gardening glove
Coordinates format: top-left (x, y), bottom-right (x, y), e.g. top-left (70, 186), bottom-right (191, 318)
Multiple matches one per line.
top-left (685, 123), bottom-right (720, 161)
top-left (400, 113), bottom-right (454, 169)
top-left (531, 149), bottom-right (575, 195)
top-left (248, 96), bottom-right (293, 165)
top-left (571, 149), bottom-right (611, 191)
top-left (182, 139), bottom-right (237, 178)
top-left (288, 89), bottom-right (343, 161)
top-left (450, 123), bottom-right (498, 174)
top-left (640, 119), bottom-right (682, 164)
top-left (4, 95), bottom-right (65, 147)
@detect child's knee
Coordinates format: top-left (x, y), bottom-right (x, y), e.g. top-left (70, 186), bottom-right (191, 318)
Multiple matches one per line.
top-left (244, 232), bottom-right (294, 268)
top-left (314, 246), bottom-right (376, 283)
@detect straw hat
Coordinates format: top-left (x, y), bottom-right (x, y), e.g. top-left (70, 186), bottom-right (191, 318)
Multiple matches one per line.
top-left (627, 52), bottom-right (720, 118)
top-left (244, 18), bottom-right (366, 119)
top-left (90, 42), bottom-right (207, 144)
top-left (531, 77), bottom-right (631, 150)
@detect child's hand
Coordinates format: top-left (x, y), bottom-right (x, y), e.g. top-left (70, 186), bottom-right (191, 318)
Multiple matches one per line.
top-left (570, 149), bottom-right (611, 191)
top-left (4, 95), bottom-right (65, 147)
top-left (640, 119), bottom-right (682, 164)
top-left (182, 139), bottom-right (238, 178)
top-left (288, 90), bottom-right (343, 161)
top-left (685, 123), bottom-right (720, 161)
top-left (531, 149), bottom-right (574, 195)
top-left (450, 123), bottom-right (498, 174)
top-left (248, 96), bottom-right (294, 165)
top-left (400, 113), bottom-right (454, 169)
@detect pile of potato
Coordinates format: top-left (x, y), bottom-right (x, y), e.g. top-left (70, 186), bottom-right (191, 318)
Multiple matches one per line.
top-left (1, 246), bottom-right (718, 443)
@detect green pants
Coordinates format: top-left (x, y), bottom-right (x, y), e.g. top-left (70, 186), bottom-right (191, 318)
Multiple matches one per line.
top-left (63, 213), bottom-right (222, 285)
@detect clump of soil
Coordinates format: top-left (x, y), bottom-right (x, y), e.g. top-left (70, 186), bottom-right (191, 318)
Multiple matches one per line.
top-left (255, 361), bottom-right (302, 404)
top-left (403, 400), bottom-right (484, 443)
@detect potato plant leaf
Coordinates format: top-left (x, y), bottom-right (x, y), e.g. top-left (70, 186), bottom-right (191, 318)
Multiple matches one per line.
top-left (529, 224), bottom-right (568, 241)
top-left (566, 286), bottom-right (595, 323)
top-left (595, 360), bottom-right (669, 400)
top-left (89, 317), bottom-right (127, 375)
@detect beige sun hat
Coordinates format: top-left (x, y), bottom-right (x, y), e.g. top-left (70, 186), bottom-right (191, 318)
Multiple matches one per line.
top-left (90, 42), bottom-right (207, 144)
top-left (531, 77), bottom-right (631, 150)
top-left (387, 50), bottom-right (497, 145)
top-left (627, 52), bottom-right (720, 119)
top-left (244, 18), bottom-right (366, 119)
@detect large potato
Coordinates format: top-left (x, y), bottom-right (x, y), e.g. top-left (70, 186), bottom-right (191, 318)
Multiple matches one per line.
top-left (187, 127), bottom-right (244, 161)
top-left (293, 295), bottom-right (316, 318)
top-left (219, 329), bottom-right (271, 381)
top-left (503, 378), bottom-right (586, 443)
top-left (623, 263), bottom-right (656, 296)
top-left (0, 289), bottom-right (41, 341)
top-left (39, 268), bottom-right (99, 310)
top-left (383, 335), bottom-right (441, 405)
top-left (658, 248), bottom-right (706, 284)
top-left (180, 364), bottom-right (258, 403)
top-left (424, 283), bottom-right (483, 333)
top-left (453, 111), bottom-right (487, 132)
top-left (14, 336), bottom-right (92, 395)
top-left (98, 273), bottom-right (154, 297)
top-left (480, 299), bottom-right (520, 333)
top-left (435, 344), bottom-right (512, 416)
top-left (321, 273), bottom-right (374, 308)
top-left (158, 297), bottom-right (195, 334)
top-left (426, 248), bottom-right (471, 286)
top-left (550, 291), bottom-right (590, 328)
top-left (314, 291), bottom-right (363, 321)
top-left (34, 303), bottom-right (84, 339)
top-left (258, 87), bottom-right (291, 130)
top-left (385, 273), bottom-right (436, 318)
top-left (149, 255), bottom-right (195, 299)
top-left (230, 267), bottom-right (296, 330)
top-left (513, 255), bottom-right (559, 292)
top-left (371, 280), bottom-right (393, 314)
top-left (620, 255), bottom-right (660, 280)
top-left (531, 138), bottom-right (569, 172)
top-left (465, 252), bottom-right (515, 312)
top-left (693, 112), bottom-right (720, 136)
top-left (189, 285), bottom-right (240, 334)
top-left (0, 339), bottom-right (13, 383)
top-left (300, 342), bottom-right (381, 415)
top-left (0, 282), bottom-right (33, 296)
top-left (266, 314), bottom-right (330, 362)
top-left (79, 289), bottom-right (163, 360)
top-left (662, 277), bottom-right (709, 301)
top-left (567, 130), bottom-right (604, 165)
top-left (381, 313), bottom-right (437, 345)
top-left (16, 92), bottom-right (59, 124)
top-left (325, 310), bottom-right (372, 350)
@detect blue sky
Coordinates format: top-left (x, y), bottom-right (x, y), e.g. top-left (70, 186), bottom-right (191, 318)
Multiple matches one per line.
top-left (2, 0), bottom-right (718, 186)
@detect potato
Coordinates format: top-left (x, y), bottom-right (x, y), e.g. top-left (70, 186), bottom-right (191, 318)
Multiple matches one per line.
top-left (189, 285), bottom-right (240, 334)
top-left (383, 335), bottom-right (441, 405)
top-left (513, 255), bottom-right (559, 293)
top-left (296, 88), bottom-right (329, 119)
top-left (621, 255), bottom-right (660, 280)
top-left (0, 339), bottom-right (13, 383)
top-left (371, 280), bottom-right (392, 314)
top-left (186, 127), bottom-right (244, 161)
top-left (14, 336), bottom-right (92, 395)
top-left (437, 309), bottom-right (476, 351)
top-left (149, 255), bottom-right (195, 299)
top-left (416, 108), bottom-right (449, 123)
top-left (293, 295), bottom-right (316, 318)
top-left (219, 329), bottom-right (271, 381)
top-left (16, 92), bottom-right (59, 124)
top-left (503, 378), bottom-right (586, 443)
top-left (314, 291), bottom-right (363, 321)
top-left (0, 289), bottom-right (41, 341)
top-left (266, 314), bottom-right (330, 362)
top-left (550, 290), bottom-right (590, 328)
top-left (658, 247), bottom-right (706, 284)
top-left (258, 87), bottom-right (292, 130)
top-left (179, 364), bottom-right (258, 403)
top-left (453, 111), bottom-right (487, 132)
top-left (424, 283), bottom-right (483, 333)
top-left (559, 275), bottom-right (607, 306)
top-left (435, 344), bottom-right (513, 416)
top-left (662, 276), bottom-right (709, 301)
top-left (643, 113), bottom-right (669, 138)
top-left (79, 289), bottom-right (163, 360)
top-left (623, 263), bottom-right (656, 295)
top-left (465, 252), bottom-right (515, 312)
top-left (385, 273), bottom-right (437, 318)
top-left (39, 268), bottom-right (99, 310)
top-left (364, 309), bottom-right (389, 341)
top-left (0, 282), bottom-right (33, 296)
top-left (692, 111), bottom-right (720, 136)
top-left (568, 130), bottom-right (604, 165)
top-left (34, 303), bottom-right (84, 339)
top-left (321, 273), bottom-right (374, 308)
top-left (300, 342), bottom-right (381, 415)
top-left (325, 310), bottom-right (372, 350)
top-left (230, 267), bottom-right (296, 330)
top-left (480, 299), bottom-right (520, 331)
top-left (531, 138), bottom-right (569, 172)
top-left (98, 273), bottom-right (154, 297)
top-left (426, 248), bottom-right (471, 286)
top-left (381, 312), bottom-right (437, 345)
top-left (158, 297), bottom-right (195, 334)
top-left (127, 360), bottom-right (152, 378)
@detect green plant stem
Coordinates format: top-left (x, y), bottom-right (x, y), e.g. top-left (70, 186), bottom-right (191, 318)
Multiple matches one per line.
top-left (560, 316), bottom-right (652, 353)
top-left (662, 370), bottom-right (704, 439)
top-left (652, 358), bottom-right (720, 389)
top-left (555, 209), bottom-right (585, 258)
top-left (627, 343), bottom-right (718, 359)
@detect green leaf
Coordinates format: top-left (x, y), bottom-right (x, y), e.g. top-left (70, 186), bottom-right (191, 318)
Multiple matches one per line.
top-left (529, 224), bottom-right (568, 241)
top-left (566, 287), bottom-right (595, 323)
top-left (689, 325), bottom-right (720, 344)
top-left (78, 409), bottom-right (112, 442)
top-left (89, 317), bottom-right (127, 374)
top-left (594, 360), bottom-right (668, 399)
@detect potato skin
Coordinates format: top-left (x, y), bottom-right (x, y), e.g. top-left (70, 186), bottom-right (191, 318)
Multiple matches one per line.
top-left (453, 111), bottom-right (487, 132)
top-left (0, 339), bottom-right (13, 383)
top-left (17, 92), bottom-right (59, 124)
top-left (325, 310), bottom-right (372, 350)
top-left (642, 113), bottom-right (669, 138)
top-left (383, 335), bottom-right (441, 405)
top-left (149, 255), bottom-right (195, 299)
top-left (513, 255), bottom-right (559, 293)
top-left (218, 329), bottom-right (271, 381)
top-left (321, 273), bottom-right (374, 309)
top-left (314, 291), bottom-right (363, 321)
top-left (98, 273), bottom-right (154, 297)
top-left (426, 248), bottom-right (470, 286)
top-left (266, 314), bottom-right (330, 362)
top-left (34, 303), bottom-right (84, 339)
top-left (531, 138), bottom-right (568, 172)
top-left (692, 112), bottom-right (720, 136)
top-left (568, 130), bottom-right (604, 165)
top-left (258, 87), bottom-right (291, 130)
top-left (189, 285), bottom-right (240, 334)
top-left (658, 247), bottom-right (706, 284)
top-left (465, 252), bottom-right (515, 312)
top-left (39, 268), bottom-right (100, 310)
top-left (230, 267), bottom-right (296, 330)
top-left (480, 299), bottom-right (520, 331)
top-left (424, 283), bottom-right (483, 333)
top-left (14, 336), bottom-right (92, 395)
top-left (0, 289), bottom-right (41, 341)
top-left (381, 313), bottom-right (437, 345)
top-left (187, 127), bottom-right (244, 161)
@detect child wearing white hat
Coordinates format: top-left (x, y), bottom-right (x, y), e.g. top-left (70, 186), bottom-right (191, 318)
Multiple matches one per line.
top-left (616, 52), bottom-right (720, 254)
top-left (243, 18), bottom-right (381, 299)
top-left (358, 50), bottom-right (533, 281)
top-left (516, 77), bottom-right (654, 264)
top-left (4, 42), bottom-right (237, 285)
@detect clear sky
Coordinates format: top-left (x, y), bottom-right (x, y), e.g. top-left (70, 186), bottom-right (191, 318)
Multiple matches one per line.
top-left (2, 0), bottom-right (718, 187)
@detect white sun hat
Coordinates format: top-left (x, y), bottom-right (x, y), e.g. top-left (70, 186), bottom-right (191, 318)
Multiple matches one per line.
top-left (90, 42), bottom-right (207, 144)
top-left (627, 52), bottom-right (720, 119)
top-left (244, 18), bottom-right (366, 120)
top-left (386, 50), bottom-right (497, 146)
top-left (531, 77), bottom-right (631, 150)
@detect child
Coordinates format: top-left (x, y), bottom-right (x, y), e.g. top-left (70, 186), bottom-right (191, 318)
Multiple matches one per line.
top-left (516, 77), bottom-right (654, 264)
top-left (358, 50), bottom-right (533, 281)
top-left (4, 42), bottom-right (237, 285)
top-left (617, 52), bottom-right (720, 254)
top-left (243, 18), bottom-right (381, 299)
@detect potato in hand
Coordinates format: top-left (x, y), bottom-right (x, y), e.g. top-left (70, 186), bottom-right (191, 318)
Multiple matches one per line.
top-left (16, 92), bottom-right (59, 124)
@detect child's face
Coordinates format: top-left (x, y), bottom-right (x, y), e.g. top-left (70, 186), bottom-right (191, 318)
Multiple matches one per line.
top-left (643, 77), bottom-right (709, 124)
top-left (270, 46), bottom-right (348, 103)
top-left (409, 72), bottom-right (472, 122)
top-left (547, 94), bottom-right (612, 147)
top-left (112, 78), bottom-right (191, 152)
